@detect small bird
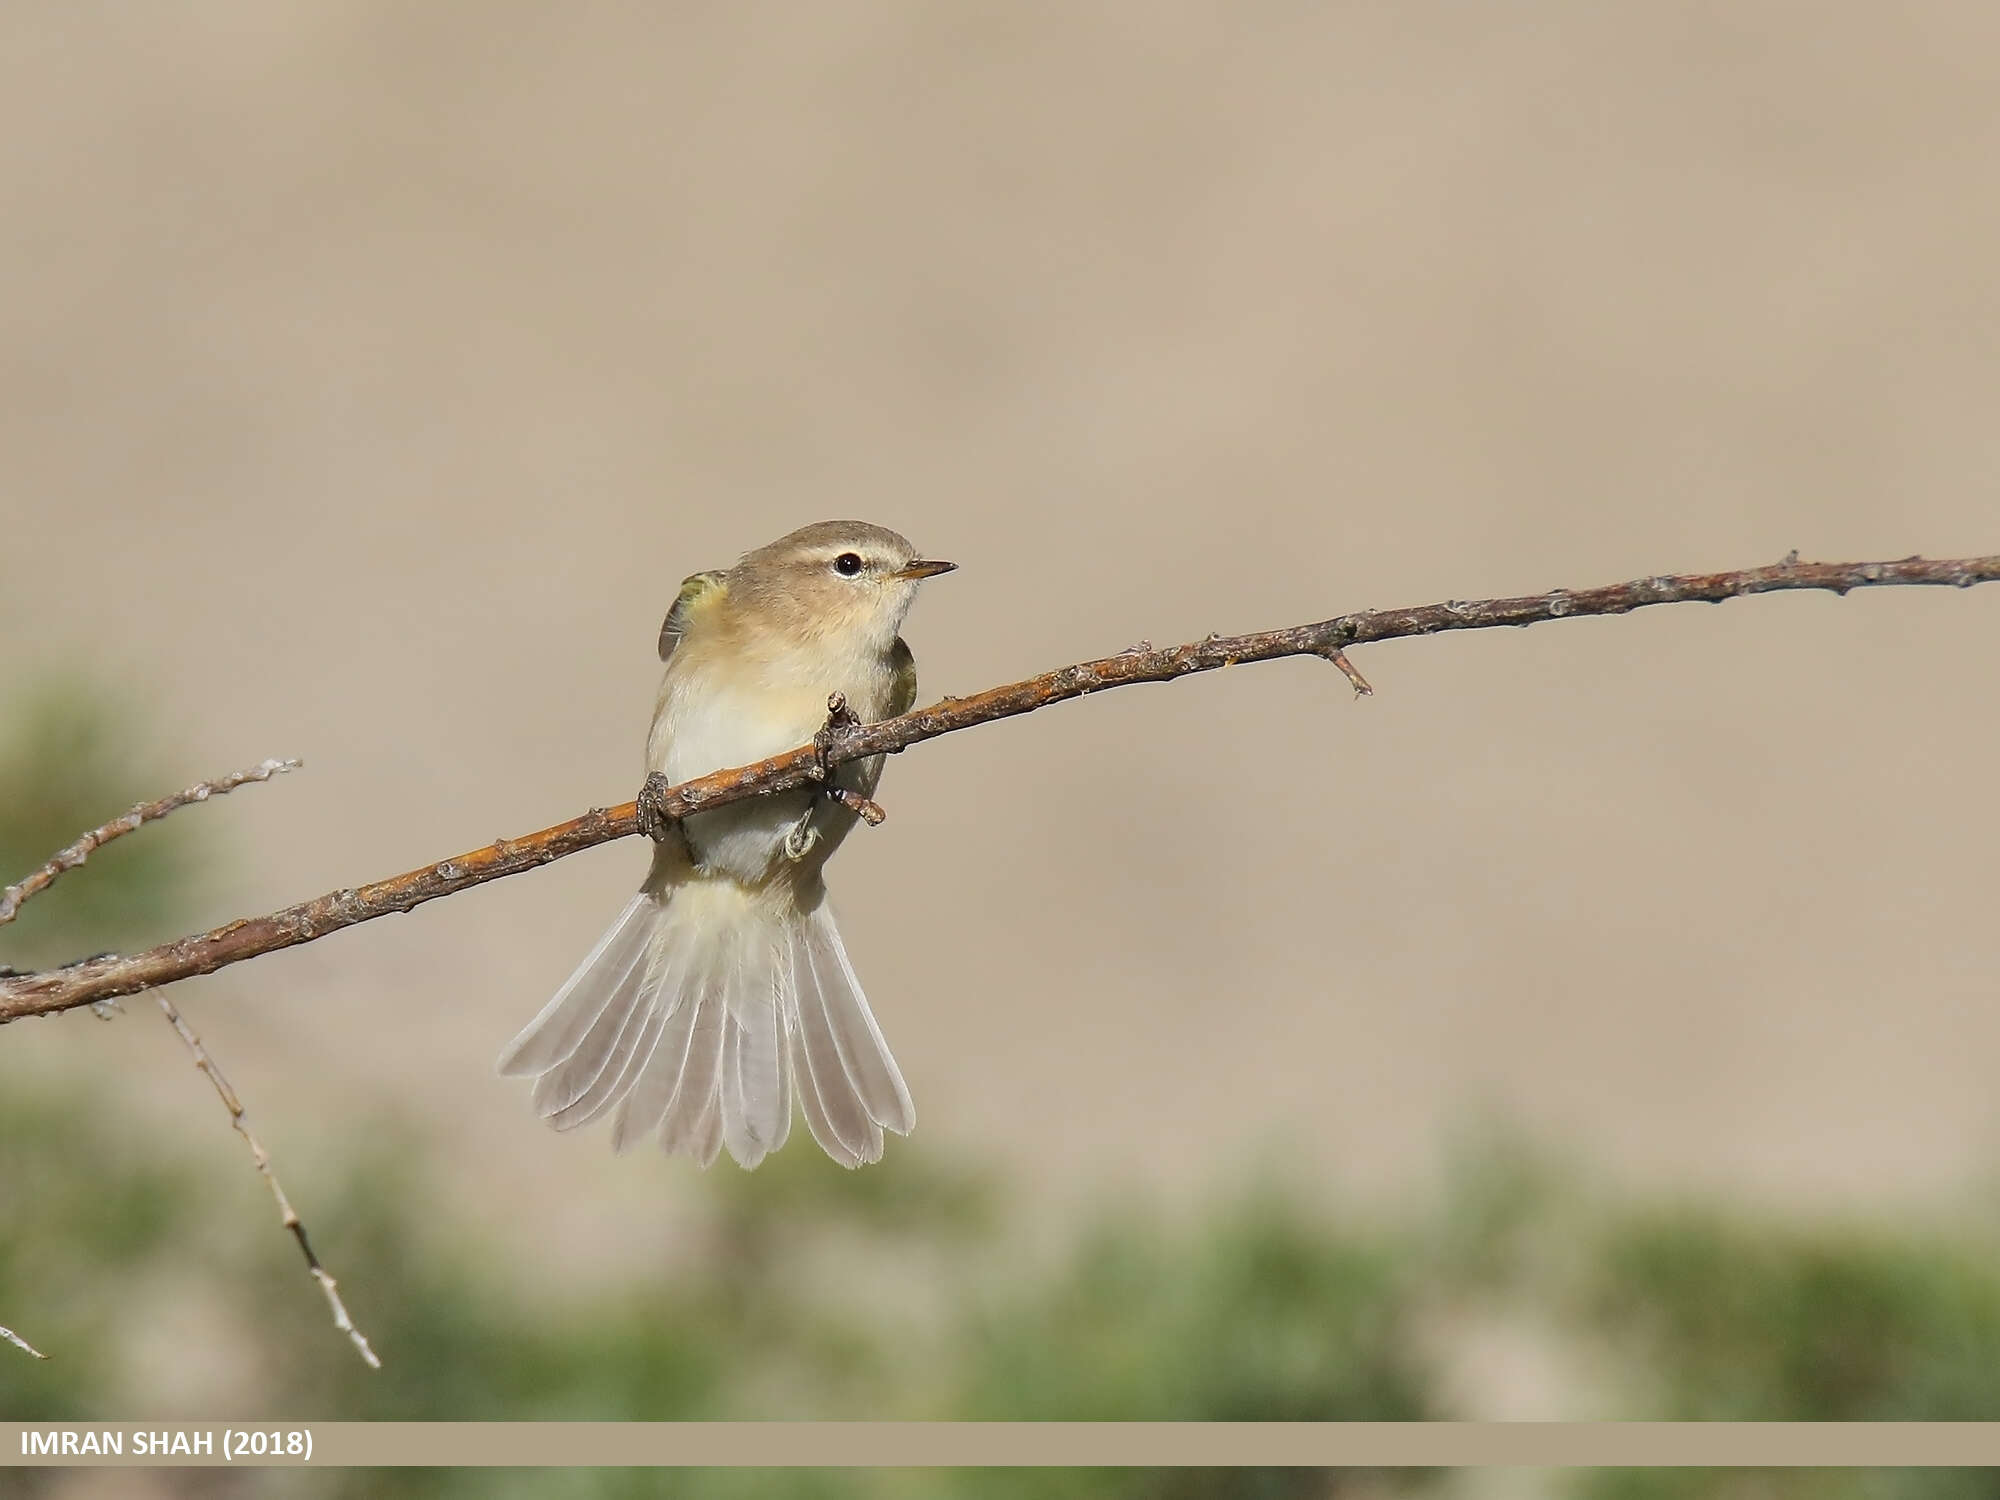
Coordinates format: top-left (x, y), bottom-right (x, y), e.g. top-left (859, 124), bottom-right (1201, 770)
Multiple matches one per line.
top-left (498, 521), bottom-right (955, 1170)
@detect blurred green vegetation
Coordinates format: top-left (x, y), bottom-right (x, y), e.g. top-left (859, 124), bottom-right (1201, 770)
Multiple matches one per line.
top-left (7, 690), bottom-right (2000, 1500)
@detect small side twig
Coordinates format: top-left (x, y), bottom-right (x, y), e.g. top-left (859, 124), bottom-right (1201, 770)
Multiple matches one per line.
top-left (827, 786), bottom-right (888, 826)
top-left (155, 994), bottom-right (380, 1369)
top-left (1318, 645), bottom-right (1374, 697)
top-left (0, 758), bottom-right (301, 929)
top-left (1, 1324), bottom-right (46, 1359)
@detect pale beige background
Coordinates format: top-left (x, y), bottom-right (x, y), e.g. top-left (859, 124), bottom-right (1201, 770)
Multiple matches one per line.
top-left (3, 1), bottom-right (1997, 1276)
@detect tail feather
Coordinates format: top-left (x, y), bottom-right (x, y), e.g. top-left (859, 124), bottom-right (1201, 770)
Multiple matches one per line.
top-left (729, 960), bottom-right (790, 1161)
top-left (497, 895), bottom-right (653, 1078)
top-left (527, 933), bottom-right (657, 1123)
top-left (689, 1087), bottom-right (725, 1169)
top-left (788, 921), bottom-right (884, 1165)
top-left (789, 1027), bottom-right (867, 1168)
top-left (548, 953), bottom-right (678, 1133)
top-left (718, 1014), bottom-right (768, 1170)
top-left (608, 969), bottom-right (702, 1154)
top-left (498, 881), bottom-right (912, 1170)
top-left (802, 903), bottom-right (916, 1136)
top-left (657, 974), bottom-right (725, 1158)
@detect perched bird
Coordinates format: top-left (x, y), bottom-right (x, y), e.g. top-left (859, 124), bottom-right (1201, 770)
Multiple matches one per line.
top-left (498, 521), bottom-right (954, 1170)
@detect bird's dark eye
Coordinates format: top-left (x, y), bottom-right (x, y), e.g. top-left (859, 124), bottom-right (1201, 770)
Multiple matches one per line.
top-left (833, 552), bottom-right (864, 576)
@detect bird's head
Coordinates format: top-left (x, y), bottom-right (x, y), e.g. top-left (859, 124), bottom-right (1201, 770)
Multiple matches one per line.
top-left (731, 520), bottom-right (955, 654)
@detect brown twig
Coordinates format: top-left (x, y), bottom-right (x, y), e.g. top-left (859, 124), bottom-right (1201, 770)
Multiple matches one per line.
top-left (154, 992), bottom-right (380, 1369)
top-left (1, 1324), bottom-right (47, 1359)
top-left (1319, 645), bottom-right (1374, 697)
top-left (826, 786), bottom-right (889, 826)
top-left (0, 758), bottom-right (302, 928)
top-left (0, 552), bottom-right (1994, 1025)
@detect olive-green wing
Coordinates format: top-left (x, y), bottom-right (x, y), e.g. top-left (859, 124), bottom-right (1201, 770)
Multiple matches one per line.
top-left (886, 637), bottom-right (919, 718)
top-left (658, 570), bottom-right (727, 663)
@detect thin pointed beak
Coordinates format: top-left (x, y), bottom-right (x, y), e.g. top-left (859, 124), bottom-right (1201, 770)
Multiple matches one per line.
top-left (895, 559), bottom-right (957, 581)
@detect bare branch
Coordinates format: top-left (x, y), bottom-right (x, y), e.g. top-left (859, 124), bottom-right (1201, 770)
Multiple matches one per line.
top-left (0, 758), bottom-right (301, 928)
top-left (1, 1324), bottom-right (47, 1359)
top-left (1, 551), bottom-right (1994, 1025)
top-left (154, 993), bottom-right (380, 1369)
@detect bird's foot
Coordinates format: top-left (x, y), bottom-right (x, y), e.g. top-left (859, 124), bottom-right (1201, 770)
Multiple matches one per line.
top-left (783, 806), bottom-right (822, 861)
top-left (803, 693), bottom-right (888, 836)
top-left (636, 772), bottom-right (677, 842)
top-left (812, 692), bottom-right (862, 782)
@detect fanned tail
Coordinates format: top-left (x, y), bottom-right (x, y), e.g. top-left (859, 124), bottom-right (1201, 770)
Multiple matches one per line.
top-left (497, 882), bottom-right (912, 1170)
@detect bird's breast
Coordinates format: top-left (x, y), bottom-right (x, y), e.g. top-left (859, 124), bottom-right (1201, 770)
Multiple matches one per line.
top-left (649, 644), bottom-right (894, 886)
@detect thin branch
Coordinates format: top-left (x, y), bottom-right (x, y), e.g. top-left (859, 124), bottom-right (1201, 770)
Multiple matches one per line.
top-left (0, 758), bottom-right (301, 928)
top-left (154, 992), bottom-right (380, 1369)
top-left (0, 551), bottom-right (1993, 1026)
top-left (1, 1324), bottom-right (47, 1359)
top-left (1320, 645), bottom-right (1374, 698)
top-left (826, 786), bottom-right (888, 826)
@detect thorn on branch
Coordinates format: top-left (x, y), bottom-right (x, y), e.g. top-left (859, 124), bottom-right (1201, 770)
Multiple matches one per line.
top-left (155, 993), bottom-right (380, 1369)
